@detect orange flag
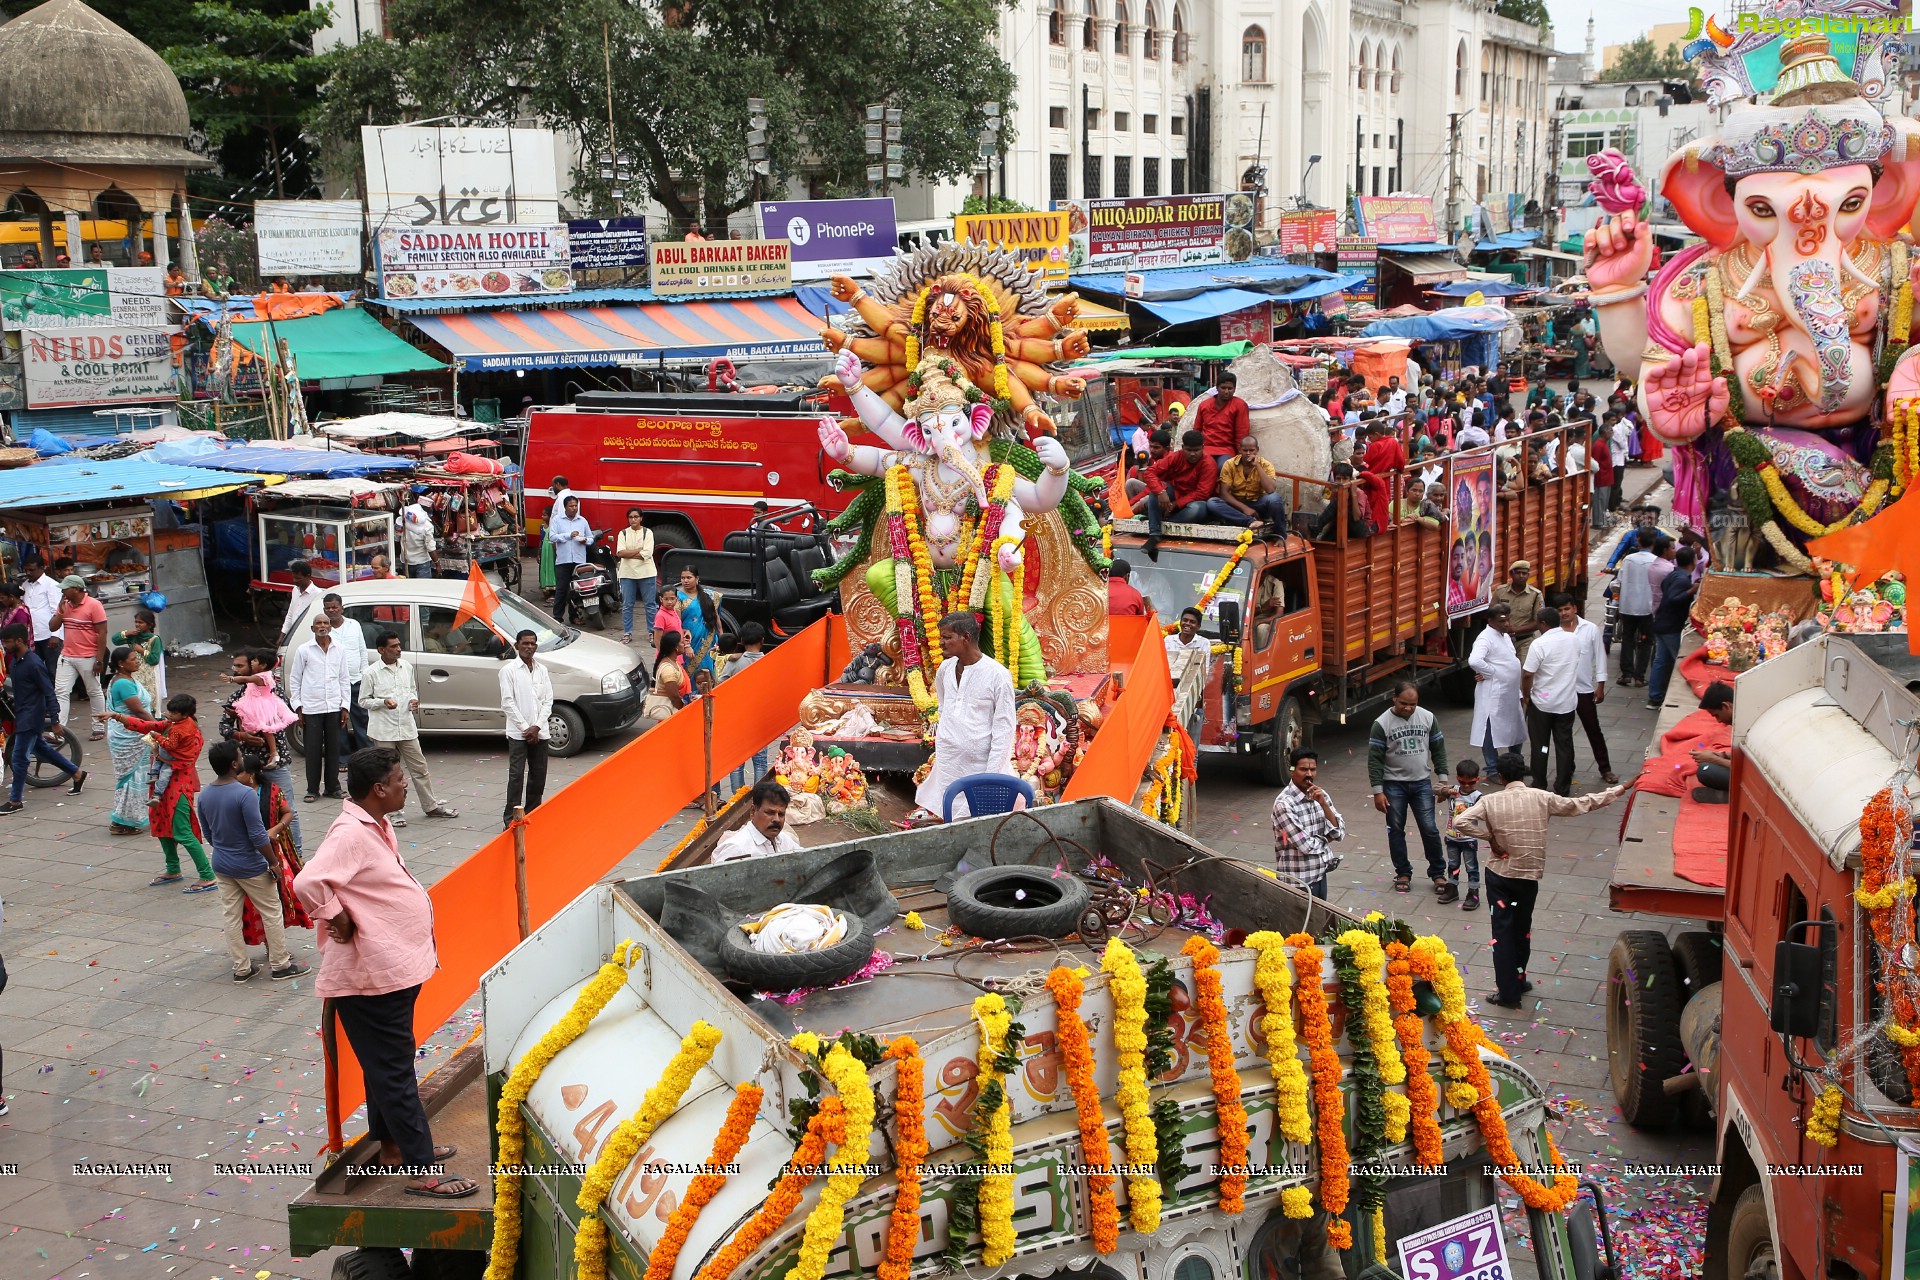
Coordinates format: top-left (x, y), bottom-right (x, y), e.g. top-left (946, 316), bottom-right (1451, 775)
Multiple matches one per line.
top-left (1806, 489), bottom-right (1920, 655)
top-left (451, 559), bottom-right (502, 632)
top-left (1106, 463), bottom-right (1134, 520)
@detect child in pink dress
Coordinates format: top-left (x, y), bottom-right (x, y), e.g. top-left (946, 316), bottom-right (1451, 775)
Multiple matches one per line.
top-left (223, 668), bottom-right (300, 768)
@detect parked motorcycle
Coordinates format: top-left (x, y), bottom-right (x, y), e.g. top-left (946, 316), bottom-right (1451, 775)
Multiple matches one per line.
top-left (560, 533), bottom-right (618, 631)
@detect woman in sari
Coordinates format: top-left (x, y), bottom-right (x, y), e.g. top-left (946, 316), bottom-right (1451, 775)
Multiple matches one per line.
top-left (235, 750), bottom-right (310, 946)
top-left (110, 609), bottom-right (165, 708)
top-left (674, 565), bottom-right (720, 690)
top-left (104, 646), bottom-right (153, 836)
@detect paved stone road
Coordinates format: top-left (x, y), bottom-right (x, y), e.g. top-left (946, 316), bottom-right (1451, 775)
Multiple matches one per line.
top-left (0, 455), bottom-right (1712, 1279)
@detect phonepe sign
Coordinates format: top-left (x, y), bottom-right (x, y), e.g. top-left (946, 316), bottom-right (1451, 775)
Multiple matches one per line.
top-left (755, 197), bottom-right (897, 281)
top-left (1396, 1205), bottom-right (1511, 1280)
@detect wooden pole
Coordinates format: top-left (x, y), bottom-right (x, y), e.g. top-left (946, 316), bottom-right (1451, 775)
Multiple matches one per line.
top-left (699, 670), bottom-right (716, 818)
top-left (511, 804), bottom-right (530, 940)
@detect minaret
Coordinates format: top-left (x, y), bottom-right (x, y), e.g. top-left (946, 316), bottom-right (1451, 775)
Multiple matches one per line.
top-left (1584, 15), bottom-right (1596, 81)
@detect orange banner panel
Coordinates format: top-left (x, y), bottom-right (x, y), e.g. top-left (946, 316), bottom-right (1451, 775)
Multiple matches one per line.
top-left (1062, 613), bottom-right (1170, 804)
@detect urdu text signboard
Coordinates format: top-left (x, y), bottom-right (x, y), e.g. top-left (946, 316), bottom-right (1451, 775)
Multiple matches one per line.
top-left (647, 239), bottom-right (793, 297)
top-left (21, 326), bottom-right (174, 408)
top-left (755, 198), bottom-right (897, 280)
top-left (0, 267), bottom-right (166, 332)
top-left (1054, 194), bottom-right (1255, 270)
top-left (254, 200), bottom-right (365, 276)
top-left (361, 125), bottom-right (562, 229)
top-left (1354, 194), bottom-right (1440, 245)
top-left (376, 225), bottom-right (574, 300)
top-left (566, 217), bottom-right (650, 270)
top-left (954, 211), bottom-right (1070, 284)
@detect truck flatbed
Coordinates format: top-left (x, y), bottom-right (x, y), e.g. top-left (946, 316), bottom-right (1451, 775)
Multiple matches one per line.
top-left (1609, 683), bottom-right (1727, 921)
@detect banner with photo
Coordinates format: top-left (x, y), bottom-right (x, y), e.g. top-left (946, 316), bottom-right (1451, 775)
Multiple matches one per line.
top-left (954, 210), bottom-right (1070, 284)
top-left (1446, 451), bottom-right (1498, 619)
top-left (1053, 194), bottom-right (1254, 270)
top-left (648, 238), bottom-right (792, 297)
top-left (376, 225), bottom-right (573, 300)
top-left (361, 125), bottom-right (561, 229)
top-left (254, 200), bottom-right (365, 276)
top-left (21, 326), bottom-right (174, 408)
top-left (0, 267), bottom-right (166, 332)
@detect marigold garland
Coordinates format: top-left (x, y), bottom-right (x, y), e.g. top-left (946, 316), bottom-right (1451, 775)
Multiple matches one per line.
top-left (972, 993), bottom-right (1018, 1264)
top-left (878, 1038), bottom-right (928, 1280)
top-left (1100, 937), bottom-right (1162, 1233)
top-left (1385, 941), bottom-right (1445, 1168)
top-left (655, 789), bottom-right (753, 872)
top-left (1181, 937), bottom-right (1249, 1213)
top-left (693, 1101), bottom-right (844, 1280)
top-left (1164, 528), bottom-right (1254, 633)
top-left (1288, 933), bottom-right (1352, 1250)
top-left (1046, 967), bottom-right (1120, 1252)
top-left (1857, 786), bottom-right (1920, 1094)
top-left (787, 1043), bottom-right (879, 1280)
top-left (1245, 932), bottom-right (1313, 1145)
top-left (484, 941), bottom-right (637, 1280)
top-left (1281, 1185), bottom-right (1313, 1218)
top-left (1370, 1205), bottom-right (1388, 1265)
top-left (894, 469), bottom-right (946, 673)
top-left (643, 1085), bottom-right (764, 1280)
top-left (575, 1022), bottom-right (725, 1280)
top-left (1806, 1083), bottom-right (1843, 1148)
top-left (885, 466), bottom-right (938, 715)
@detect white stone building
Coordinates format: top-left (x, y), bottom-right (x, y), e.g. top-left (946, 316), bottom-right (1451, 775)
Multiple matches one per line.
top-left (1549, 78), bottom-right (1728, 239)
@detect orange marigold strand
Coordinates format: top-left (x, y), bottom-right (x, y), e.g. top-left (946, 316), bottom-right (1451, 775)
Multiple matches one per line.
top-left (1046, 968), bottom-right (1120, 1252)
top-left (693, 1098), bottom-right (845, 1280)
top-left (1384, 943), bottom-right (1445, 1169)
top-left (878, 1038), bottom-right (928, 1280)
top-left (644, 1085), bottom-right (765, 1280)
top-left (1287, 933), bottom-right (1351, 1246)
top-left (1182, 937), bottom-right (1249, 1213)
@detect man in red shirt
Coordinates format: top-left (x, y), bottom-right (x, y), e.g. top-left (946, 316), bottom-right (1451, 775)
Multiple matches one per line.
top-left (1107, 558), bottom-right (1148, 615)
top-left (1589, 424), bottom-right (1615, 527)
top-left (1191, 372), bottom-right (1251, 461)
top-left (1360, 420), bottom-right (1407, 477)
top-left (1135, 429), bottom-right (1218, 556)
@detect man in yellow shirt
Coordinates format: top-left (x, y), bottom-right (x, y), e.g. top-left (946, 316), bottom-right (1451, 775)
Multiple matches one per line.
top-left (1206, 435), bottom-right (1288, 530)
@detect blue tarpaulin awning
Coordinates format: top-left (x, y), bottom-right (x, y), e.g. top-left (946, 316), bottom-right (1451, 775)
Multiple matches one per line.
top-left (0, 458), bottom-right (266, 509)
top-left (1425, 280), bottom-right (1538, 298)
top-left (1359, 306), bottom-right (1513, 340)
top-left (188, 446), bottom-right (418, 478)
top-left (1070, 261), bottom-right (1337, 302)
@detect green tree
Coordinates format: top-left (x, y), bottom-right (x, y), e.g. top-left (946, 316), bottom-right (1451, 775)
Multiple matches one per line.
top-left (163, 2), bottom-right (332, 201)
top-left (961, 195), bottom-right (1033, 215)
top-left (1602, 35), bottom-right (1696, 85)
top-left (311, 0), bottom-right (1016, 232)
top-left (1493, 0), bottom-right (1550, 32)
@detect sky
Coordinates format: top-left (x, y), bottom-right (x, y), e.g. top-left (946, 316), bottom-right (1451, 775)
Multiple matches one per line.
top-left (1544, 0), bottom-right (1687, 58)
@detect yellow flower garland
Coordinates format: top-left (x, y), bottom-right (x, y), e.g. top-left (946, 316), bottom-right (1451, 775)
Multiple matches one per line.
top-left (574, 1021), bottom-right (724, 1280)
top-left (787, 1043), bottom-right (878, 1280)
top-left (973, 993), bottom-right (1018, 1265)
top-left (484, 941), bottom-right (637, 1280)
top-left (1371, 1205), bottom-right (1388, 1264)
top-left (905, 286), bottom-right (928, 369)
top-left (1165, 529), bottom-right (1254, 633)
top-left (655, 788), bottom-right (754, 872)
top-left (1806, 1083), bottom-right (1843, 1148)
top-left (1411, 936), bottom-right (1483, 1109)
top-left (1281, 1185), bottom-right (1313, 1219)
top-left (1337, 930), bottom-right (1408, 1143)
top-left (1100, 938), bottom-right (1162, 1233)
top-left (1244, 932), bottom-right (1313, 1145)
top-left (1759, 462), bottom-right (1889, 537)
top-left (967, 272), bottom-right (1014, 403)
top-left (1856, 875), bottom-right (1917, 912)
top-left (895, 472), bottom-right (946, 671)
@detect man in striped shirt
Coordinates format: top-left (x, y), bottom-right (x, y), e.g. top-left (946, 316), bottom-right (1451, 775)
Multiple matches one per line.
top-left (1449, 753), bottom-right (1629, 1008)
top-left (1270, 748), bottom-right (1346, 898)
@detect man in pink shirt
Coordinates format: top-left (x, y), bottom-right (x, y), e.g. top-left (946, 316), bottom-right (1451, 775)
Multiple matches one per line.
top-left (293, 748), bottom-right (477, 1198)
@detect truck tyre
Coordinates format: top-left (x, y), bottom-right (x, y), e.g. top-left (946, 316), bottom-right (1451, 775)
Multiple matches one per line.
top-left (1725, 1185), bottom-right (1777, 1280)
top-left (1672, 931), bottom-right (1723, 1004)
top-left (548, 704), bottom-right (590, 758)
top-left (652, 523), bottom-right (699, 557)
top-left (1607, 930), bottom-right (1685, 1129)
top-left (1257, 696), bottom-right (1308, 787)
top-left (721, 910), bottom-right (874, 991)
top-left (408, 1250), bottom-right (486, 1280)
top-left (946, 865), bottom-right (1092, 941)
top-left (331, 1249), bottom-right (411, 1280)
top-left (24, 726), bottom-right (82, 786)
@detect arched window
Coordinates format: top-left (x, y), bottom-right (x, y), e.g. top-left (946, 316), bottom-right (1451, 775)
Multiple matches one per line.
top-left (1356, 42), bottom-right (1370, 91)
top-left (1049, 0), bottom-right (1064, 45)
top-left (1143, 2), bottom-right (1159, 57)
top-left (1624, 86), bottom-right (1640, 106)
top-left (1172, 4), bottom-right (1188, 62)
top-left (1242, 25), bottom-right (1267, 82)
top-left (1083, 0), bottom-right (1098, 50)
top-left (1114, 0), bottom-right (1128, 54)
top-left (1391, 46), bottom-right (1403, 94)
top-left (1455, 39), bottom-right (1467, 96)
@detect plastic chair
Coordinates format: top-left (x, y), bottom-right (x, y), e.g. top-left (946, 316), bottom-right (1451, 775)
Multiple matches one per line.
top-left (942, 773), bottom-right (1035, 822)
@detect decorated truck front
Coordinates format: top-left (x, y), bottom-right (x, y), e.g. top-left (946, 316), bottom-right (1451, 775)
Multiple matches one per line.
top-left (476, 800), bottom-right (1607, 1280)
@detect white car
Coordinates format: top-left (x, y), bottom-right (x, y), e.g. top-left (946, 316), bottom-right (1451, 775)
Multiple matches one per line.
top-left (278, 578), bottom-right (646, 757)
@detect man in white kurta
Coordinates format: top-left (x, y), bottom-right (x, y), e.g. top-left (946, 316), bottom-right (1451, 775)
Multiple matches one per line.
top-left (1469, 605), bottom-right (1527, 770)
top-left (914, 612), bottom-right (1017, 820)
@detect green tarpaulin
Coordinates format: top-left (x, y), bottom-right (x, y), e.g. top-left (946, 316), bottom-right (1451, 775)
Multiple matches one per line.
top-left (229, 308), bottom-right (445, 381)
top-left (1074, 341), bottom-right (1252, 363)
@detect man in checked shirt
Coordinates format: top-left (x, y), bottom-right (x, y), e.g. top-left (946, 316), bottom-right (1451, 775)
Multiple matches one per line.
top-left (1270, 748), bottom-right (1346, 899)
top-left (1450, 753), bottom-right (1629, 1009)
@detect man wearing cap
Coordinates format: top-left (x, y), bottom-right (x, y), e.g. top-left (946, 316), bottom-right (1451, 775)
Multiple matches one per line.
top-left (49, 575), bottom-right (107, 739)
top-left (1490, 561), bottom-right (1545, 662)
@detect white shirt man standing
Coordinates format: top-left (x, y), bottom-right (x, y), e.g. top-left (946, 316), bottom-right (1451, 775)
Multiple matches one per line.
top-left (288, 616), bottom-right (353, 801)
top-left (1469, 605), bottom-right (1526, 769)
top-left (1521, 602), bottom-right (1586, 796)
top-left (280, 561), bottom-right (321, 639)
top-left (1563, 593), bottom-right (1617, 784)
top-left (498, 629), bottom-right (554, 828)
top-left (546, 496), bottom-right (592, 626)
top-left (1615, 528), bottom-right (1659, 687)
top-left (913, 611), bottom-right (1016, 820)
top-left (712, 781), bottom-right (803, 863)
top-left (360, 630), bottom-right (458, 828)
top-left (20, 557), bottom-right (61, 660)
top-left (321, 593), bottom-right (372, 752)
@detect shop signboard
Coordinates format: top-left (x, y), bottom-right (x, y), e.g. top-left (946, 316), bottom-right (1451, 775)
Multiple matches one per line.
top-left (1336, 238), bottom-right (1379, 308)
top-left (254, 200), bottom-right (365, 276)
top-left (1354, 194), bottom-right (1439, 245)
top-left (1446, 450), bottom-right (1499, 620)
top-left (1054, 193), bottom-right (1254, 270)
top-left (361, 125), bottom-right (561, 228)
top-left (1219, 301), bottom-right (1272, 345)
top-left (1278, 209), bottom-right (1340, 255)
top-left (0, 267), bottom-right (166, 332)
top-left (376, 224), bottom-right (573, 300)
top-left (954, 211), bottom-right (1070, 284)
top-left (648, 238), bottom-right (792, 297)
top-left (21, 326), bottom-right (174, 408)
top-left (755, 198), bottom-right (897, 280)
top-left (566, 217), bottom-right (650, 270)
top-left (1396, 1205), bottom-right (1510, 1280)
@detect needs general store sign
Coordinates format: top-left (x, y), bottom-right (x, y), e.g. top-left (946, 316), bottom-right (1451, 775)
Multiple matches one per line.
top-left (648, 239), bottom-right (792, 297)
top-left (376, 225), bottom-right (573, 300)
top-left (21, 326), bottom-right (174, 408)
top-left (0, 267), bottom-right (166, 332)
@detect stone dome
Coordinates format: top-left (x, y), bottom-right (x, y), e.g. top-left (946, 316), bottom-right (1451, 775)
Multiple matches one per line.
top-left (0, 0), bottom-right (206, 168)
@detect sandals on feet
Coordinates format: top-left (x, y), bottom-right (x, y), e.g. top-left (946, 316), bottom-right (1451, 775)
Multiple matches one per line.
top-left (405, 1176), bottom-right (479, 1199)
top-left (1392, 874), bottom-right (1412, 892)
top-left (183, 880), bottom-right (218, 894)
top-left (148, 874), bottom-right (182, 886)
